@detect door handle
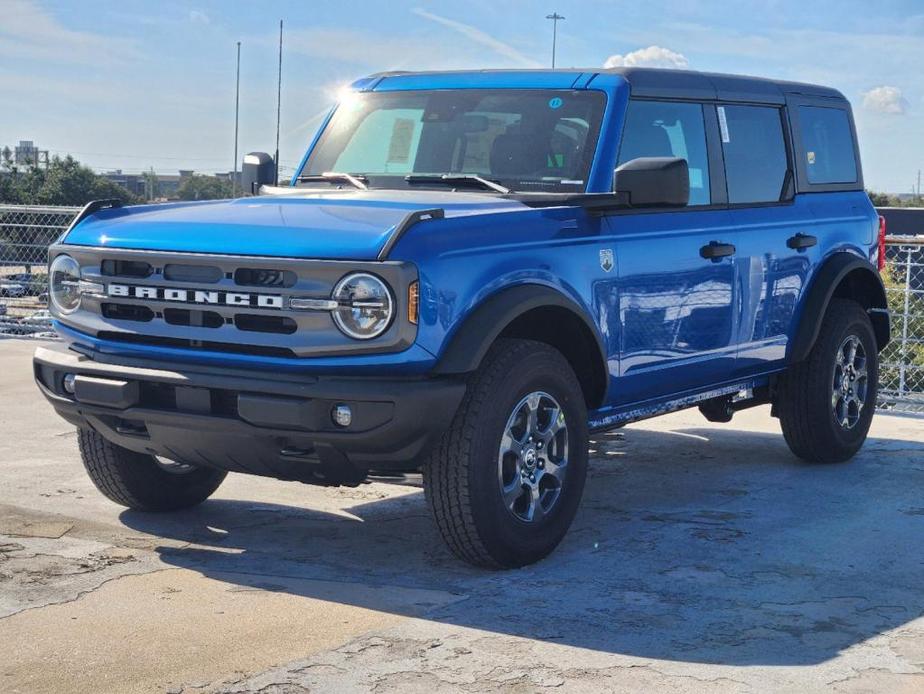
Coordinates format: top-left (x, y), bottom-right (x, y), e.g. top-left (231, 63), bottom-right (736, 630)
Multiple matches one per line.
top-left (699, 241), bottom-right (736, 261)
top-left (787, 233), bottom-right (818, 250)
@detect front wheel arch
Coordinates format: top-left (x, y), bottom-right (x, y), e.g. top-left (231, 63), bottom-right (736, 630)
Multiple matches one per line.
top-left (432, 285), bottom-right (608, 409)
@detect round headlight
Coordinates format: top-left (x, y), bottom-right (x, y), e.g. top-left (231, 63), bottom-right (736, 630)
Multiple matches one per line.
top-left (49, 255), bottom-right (81, 314)
top-left (331, 273), bottom-right (394, 340)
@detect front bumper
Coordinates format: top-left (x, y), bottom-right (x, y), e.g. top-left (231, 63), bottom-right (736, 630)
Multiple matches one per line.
top-left (34, 344), bottom-right (466, 486)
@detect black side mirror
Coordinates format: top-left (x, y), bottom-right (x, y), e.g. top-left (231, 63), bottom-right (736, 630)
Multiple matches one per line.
top-left (613, 157), bottom-right (689, 208)
top-left (241, 152), bottom-right (276, 195)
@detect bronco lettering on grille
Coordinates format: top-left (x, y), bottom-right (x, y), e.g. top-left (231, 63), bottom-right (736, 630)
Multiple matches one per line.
top-left (107, 283), bottom-right (284, 309)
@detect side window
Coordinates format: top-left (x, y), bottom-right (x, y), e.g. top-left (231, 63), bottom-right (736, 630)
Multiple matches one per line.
top-left (719, 105), bottom-right (789, 204)
top-left (617, 100), bottom-right (711, 206)
top-left (798, 106), bottom-right (858, 185)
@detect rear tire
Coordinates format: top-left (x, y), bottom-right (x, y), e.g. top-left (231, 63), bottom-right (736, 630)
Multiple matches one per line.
top-left (78, 429), bottom-right (227, 511)
top-left (776, 299), bottom-right (879, 463)
top-left (424, 339), bottom-right (588, 568)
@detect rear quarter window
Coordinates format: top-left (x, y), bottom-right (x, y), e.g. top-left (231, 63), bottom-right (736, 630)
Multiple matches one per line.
top-left (798, 106), bottom-right (858, 185)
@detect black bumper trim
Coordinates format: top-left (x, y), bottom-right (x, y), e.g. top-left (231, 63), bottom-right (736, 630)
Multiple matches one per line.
top-left (34, 344), bottom-right (466, 485)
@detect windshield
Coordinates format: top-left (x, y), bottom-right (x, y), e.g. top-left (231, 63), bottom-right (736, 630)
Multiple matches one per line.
top-left (301, 89), bottom-right (606, 193)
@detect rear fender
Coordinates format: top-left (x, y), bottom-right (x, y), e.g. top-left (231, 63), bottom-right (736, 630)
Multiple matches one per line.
top-left (789, 253), bottom-right (890, 362)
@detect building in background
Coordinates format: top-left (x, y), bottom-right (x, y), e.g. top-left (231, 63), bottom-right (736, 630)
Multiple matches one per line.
top-left (99, 170), bottom-right (210, 201)
top-left (13, 140), bottom-right (44, 166)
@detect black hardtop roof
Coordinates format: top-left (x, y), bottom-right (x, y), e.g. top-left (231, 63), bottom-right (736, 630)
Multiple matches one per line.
top-left (368, 67), bottom-right (847, 104)
top-left (605, 67), bottom-right (846, 103)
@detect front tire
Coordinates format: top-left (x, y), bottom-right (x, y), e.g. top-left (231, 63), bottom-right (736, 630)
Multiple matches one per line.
top-left (777, 299), bottom-right (879, 463)
top-left (78, 429), bottom-right (227, 511)
top-left (424, 339), bottom-right (588, 569)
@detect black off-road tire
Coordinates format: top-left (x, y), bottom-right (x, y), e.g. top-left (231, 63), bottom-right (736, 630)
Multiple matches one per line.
top-left (776, 299), bottom-right (879, 463)
top-left (78, 428), bottom-right (227, 511)
top-left (424, 339), bottom-right (588, 569)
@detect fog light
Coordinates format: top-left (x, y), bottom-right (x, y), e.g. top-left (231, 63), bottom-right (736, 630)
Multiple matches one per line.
top-left (62, 373), bottom-right (77, 394)
top-left (332, 403), bottom-right (352, 427)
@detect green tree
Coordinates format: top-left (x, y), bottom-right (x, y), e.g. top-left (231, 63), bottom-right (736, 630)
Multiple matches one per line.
top-left (868, 190), bottom-right (895, 207)
top-left (0, 155), bottom-right (138, 206)
top-left (0, 156), bottom-right (139, 269)
top-left (176, 174), bottom-right (233, 201)
top-left (868, 190), bottom-right (923, 208)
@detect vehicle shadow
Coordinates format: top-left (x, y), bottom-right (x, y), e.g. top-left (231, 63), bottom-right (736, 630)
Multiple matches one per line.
top-left (120, 425), bottom-right (924, 666)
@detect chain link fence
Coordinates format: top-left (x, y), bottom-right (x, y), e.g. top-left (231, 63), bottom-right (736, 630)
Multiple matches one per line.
top-left (0, 204), bottom-right (79, 337)
top-left (1, 203), bottom-right (923, 415)
top-left (879, 236), bottom-right (924, 415)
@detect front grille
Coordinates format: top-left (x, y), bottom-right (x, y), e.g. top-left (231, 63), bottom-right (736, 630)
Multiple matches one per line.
top-left (98, 331), bottom-right (298, 358)
top-left (101, 303), bottom-right (154, 322)
top-left (101, 259), bottom-right (153, 278)
top-left (95, 255), bottom-right (301, 346)
top-left (234, 313), bottom-right (297, 334)
top-left (163, 264), bottom-right (223, 283)
top-left (163, 308), bottom-right (225, 329)
top-left (234, 268), bottom-right (296, 288)
top-left (58, 246), bottom-right (416, 359)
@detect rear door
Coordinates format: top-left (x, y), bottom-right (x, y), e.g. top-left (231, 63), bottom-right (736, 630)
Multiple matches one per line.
top-left (722, 104), bottom-right (821, 376)
top-left (600, 99), bottom-right (738, 405)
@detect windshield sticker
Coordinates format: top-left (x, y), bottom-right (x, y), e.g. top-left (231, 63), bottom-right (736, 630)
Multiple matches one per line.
top-left (387, 118), bottom-right (415, 164)
top-left (717, 106), bottom-right (730, 143)
top-left (807, 151), bottom-right (816, 165)
top-left (548, 97), bottom-right (563, 109)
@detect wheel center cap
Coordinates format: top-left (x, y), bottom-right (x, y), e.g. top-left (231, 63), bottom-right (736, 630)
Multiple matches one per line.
top-left (523, 447), bottom-right (538, 470)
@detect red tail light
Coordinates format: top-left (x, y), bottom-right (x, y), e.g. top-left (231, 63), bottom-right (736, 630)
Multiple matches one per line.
top-left (877, 215), bottom-right (887, 272)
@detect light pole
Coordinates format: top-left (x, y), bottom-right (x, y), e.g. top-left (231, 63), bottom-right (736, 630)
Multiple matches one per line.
top-left (232, 41), bottom-right (241, 198)
top-left (546, 13), bottom-right (565, 68)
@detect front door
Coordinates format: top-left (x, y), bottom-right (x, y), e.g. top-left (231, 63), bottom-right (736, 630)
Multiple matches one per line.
top-left (600, 99), bottom-right (738, 406)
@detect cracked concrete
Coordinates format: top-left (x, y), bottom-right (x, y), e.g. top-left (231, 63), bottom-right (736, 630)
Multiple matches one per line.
top-left (2, 338), bottom-right (924, 693)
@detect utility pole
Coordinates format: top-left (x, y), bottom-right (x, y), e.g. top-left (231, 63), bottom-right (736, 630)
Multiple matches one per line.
top-left (917, 169), bottom-right (921, 203)
top-left (274, 20), bottom-right (283, 186)
top-left (233, 41), bottom-right (241, 198)
top-left (546, 13), bottom-right (565, 68)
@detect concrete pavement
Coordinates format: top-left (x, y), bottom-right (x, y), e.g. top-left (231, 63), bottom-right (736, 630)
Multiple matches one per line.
top-left (1, 338), bottom-right (923, 693)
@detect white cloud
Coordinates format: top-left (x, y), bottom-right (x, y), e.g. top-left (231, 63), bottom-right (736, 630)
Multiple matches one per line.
top-left (412, 8), bottom-right (542, 68)
top-left (189, 10), bottom-right (210, 25)
top-left (862, 85), bottom-right (908, 115)
top-left (604, 45), bottom-right (689, 69)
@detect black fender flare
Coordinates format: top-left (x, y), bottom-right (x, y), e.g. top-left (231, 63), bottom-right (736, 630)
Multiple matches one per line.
top-left (788, 253), bottom-right (890, 363)
top-left (432, 284), bottom-right (609, 405)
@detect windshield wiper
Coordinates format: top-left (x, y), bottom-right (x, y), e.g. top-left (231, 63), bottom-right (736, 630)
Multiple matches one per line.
top-left (405, 174), bottom-right (510, 194)
top-left (297, 172), bottom-right (368, 190)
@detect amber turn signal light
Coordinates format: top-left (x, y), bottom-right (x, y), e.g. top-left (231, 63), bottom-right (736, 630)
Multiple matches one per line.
top-left (408, 281), bottom-right (419, 324)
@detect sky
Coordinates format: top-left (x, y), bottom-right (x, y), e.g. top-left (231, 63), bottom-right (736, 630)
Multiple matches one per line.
top-left (2, 0), bottom-right (922, 193)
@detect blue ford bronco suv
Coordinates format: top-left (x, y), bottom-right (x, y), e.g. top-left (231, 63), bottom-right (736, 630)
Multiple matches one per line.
top-left (35, 68), bottom-right (890, 568)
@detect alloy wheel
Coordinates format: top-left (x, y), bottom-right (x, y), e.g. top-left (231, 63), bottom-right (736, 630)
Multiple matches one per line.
top-left (497, 391), bottom-right (569, 522)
